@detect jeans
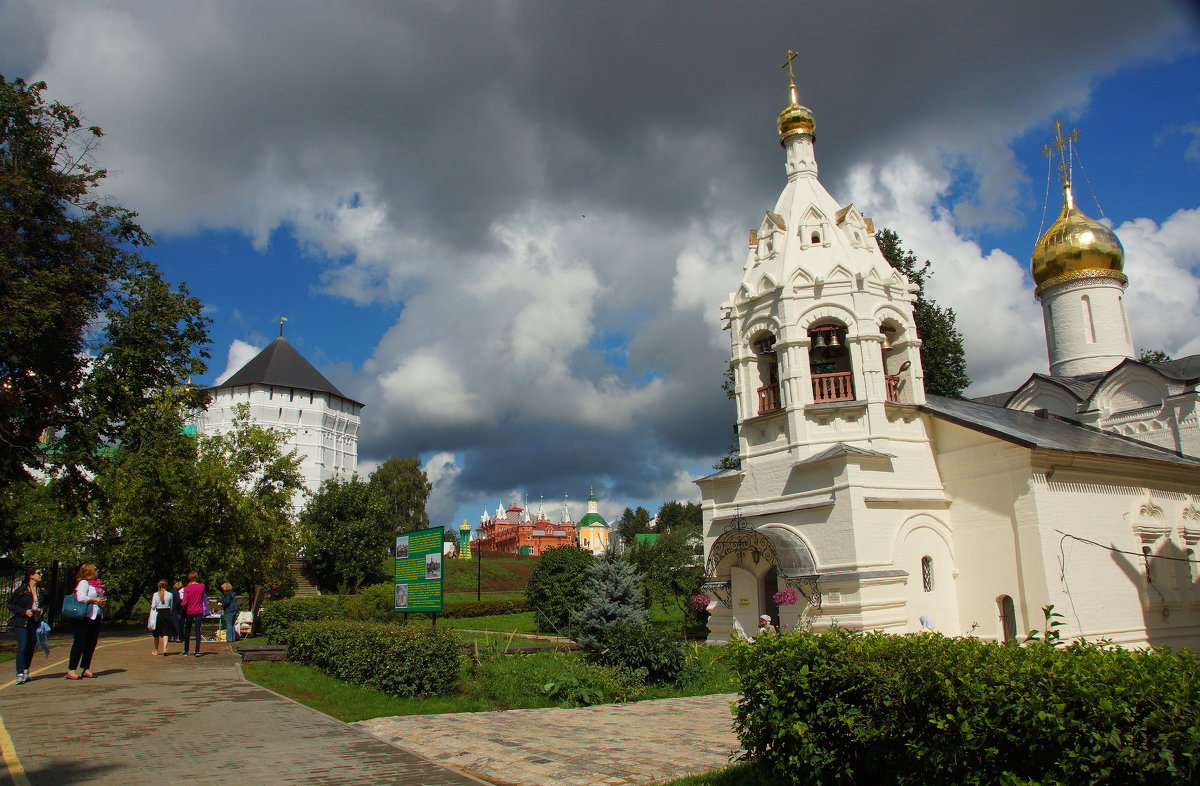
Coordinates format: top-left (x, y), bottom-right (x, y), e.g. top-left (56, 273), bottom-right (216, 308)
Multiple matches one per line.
top-left (171, 611), bottom-right (184, 640)
top-left (223, 610), bottom-right (238, 642)
top-left (182, 614), bottom-right (204, 654)
top-left (68, 617), bottom-right (100, 671)
top-left (14, 625), bottom-right (34, 675)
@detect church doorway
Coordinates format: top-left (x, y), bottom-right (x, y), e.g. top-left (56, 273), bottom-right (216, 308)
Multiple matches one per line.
top-left (702, 519), bottom-right (820, 640)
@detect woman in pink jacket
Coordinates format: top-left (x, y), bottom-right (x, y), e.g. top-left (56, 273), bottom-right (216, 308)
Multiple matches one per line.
top-left (179, 571), bottom-right (207, 657)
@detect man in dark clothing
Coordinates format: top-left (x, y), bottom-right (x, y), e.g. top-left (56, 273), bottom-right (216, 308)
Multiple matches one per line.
top-left (267, 582), bottom-right (285, 602)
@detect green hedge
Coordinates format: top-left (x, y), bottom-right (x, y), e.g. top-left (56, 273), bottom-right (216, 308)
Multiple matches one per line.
top-left (731, 627), bottom-right (1200, 784)
top-left (260, 596), bottom-right (344, 643)
top-left (343, 582), bottom-right (530, 622)
top-left (287, 620), bottom-right (460, 697)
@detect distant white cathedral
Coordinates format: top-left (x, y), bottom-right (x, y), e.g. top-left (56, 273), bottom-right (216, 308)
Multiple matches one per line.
top-left (193, 336), bottom-right (363, 503)
top-left (696, 65), bottom-right (1200, 649)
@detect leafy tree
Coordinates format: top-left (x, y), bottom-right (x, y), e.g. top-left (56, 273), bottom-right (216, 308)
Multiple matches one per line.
top-left (1138, 349), bottom-right (1172, 364)
top-left (876, 229), bottom-right (970, 398)
top-left (654, 500), bottom-right (702, 536)
top-left (525, 545), bottom-right (595, 634)
top-left (616, 505), bottom-right (652, 547)
top-left (627, 526), bottom-right (705, 630)
top-left (0, 77), bottom-right (210, 493)
top-left (300, 475), bottom-right (388, 594)
top-left (573, 557), bottom-right (648, 651)
top-left (714, 362), bottom-right (741, 471)
top-left (369, 456), bottom-right (431, 535)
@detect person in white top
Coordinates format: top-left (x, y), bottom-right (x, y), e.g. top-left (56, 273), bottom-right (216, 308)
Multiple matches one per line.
top-left (67, 563), bottom-right (106, 680)
top-left (149, 580), bottom-right (174, 656)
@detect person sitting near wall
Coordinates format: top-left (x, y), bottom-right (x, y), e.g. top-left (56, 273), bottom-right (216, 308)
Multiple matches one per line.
top-left (267, 582), bottom-right (285, 602)
top-left (757, 614), bottom-right (777, 637)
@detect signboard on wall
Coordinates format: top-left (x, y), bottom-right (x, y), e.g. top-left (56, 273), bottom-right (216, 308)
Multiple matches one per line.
top-left (394, 526), bottom-right (445, 613)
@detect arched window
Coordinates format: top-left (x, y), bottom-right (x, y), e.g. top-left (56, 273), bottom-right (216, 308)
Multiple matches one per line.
top-left (998, 595), bottom-right (1017, 642)
top-left (921, 556), bottom-right (934, 592)
top-left (753, 334), bottom-right (781, 414)
top-left (811, 231), bottom-right (821, 244)
top-left (809, 323), bottom-right (854, 402)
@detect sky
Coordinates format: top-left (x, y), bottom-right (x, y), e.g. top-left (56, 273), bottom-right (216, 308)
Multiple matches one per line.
top-left (3, 1), bottom-right (1198, 528)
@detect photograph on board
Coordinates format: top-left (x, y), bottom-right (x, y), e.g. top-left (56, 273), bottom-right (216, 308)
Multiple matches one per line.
top-left (425, 553), bottom-right (441, 580)
top-left (395, 535), bottom-right (409, 561)
top-left (394, 583), bottom-right (409, 609)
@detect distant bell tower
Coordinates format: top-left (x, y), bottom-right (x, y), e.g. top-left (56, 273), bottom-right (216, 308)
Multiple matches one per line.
top-left (459, 520), bottom-right (472, 559)
top-left (1032, 122), bottom-right (1133, 376)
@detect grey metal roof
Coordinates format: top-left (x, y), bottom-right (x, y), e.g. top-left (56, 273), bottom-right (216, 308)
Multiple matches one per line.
top-left (1145, 353), bottom-right (1200, 381)
top-left (923, 394), bottom-right (1200, 468)
top-left (794, 442), bottom-right (895, 467)
top-left (209, 337), bottom-right (362, 405)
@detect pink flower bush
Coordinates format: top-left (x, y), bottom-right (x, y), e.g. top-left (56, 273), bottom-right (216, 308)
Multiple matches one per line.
top-left (690, 593), bottom-right (711, 612)
top-left (772, 587), bottom-right (798, 606)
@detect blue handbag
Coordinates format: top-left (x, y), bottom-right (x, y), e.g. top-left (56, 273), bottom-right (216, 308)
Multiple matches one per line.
top-left (61, 595), bottom-right (89, 620)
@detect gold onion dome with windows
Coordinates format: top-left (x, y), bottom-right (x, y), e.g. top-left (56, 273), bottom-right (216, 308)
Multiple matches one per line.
top-left (777, 50), bottom-right (814, 143)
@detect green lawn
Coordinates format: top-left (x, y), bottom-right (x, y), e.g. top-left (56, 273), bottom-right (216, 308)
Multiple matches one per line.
top-left (445, 591), bottom-right (524, 603)
top-left (240, 631), bottom-right (738, 722)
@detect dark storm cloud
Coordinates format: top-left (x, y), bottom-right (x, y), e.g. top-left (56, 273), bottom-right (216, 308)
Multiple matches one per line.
top-left (4, 0), bottom-right (1194, 513)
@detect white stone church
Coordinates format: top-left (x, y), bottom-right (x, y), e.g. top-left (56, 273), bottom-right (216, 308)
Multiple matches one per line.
top-left (193, 336), bottom-right (362, 504)
top-left (696, 72), bottom-right (1200, 649)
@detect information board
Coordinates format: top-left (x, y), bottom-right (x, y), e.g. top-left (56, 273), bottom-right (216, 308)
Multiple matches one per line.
top-left (394, 526), bottom-right (445, 613)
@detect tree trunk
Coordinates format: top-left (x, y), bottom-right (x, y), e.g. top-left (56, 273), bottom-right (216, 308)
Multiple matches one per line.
top-left (116, 578), bottom-right (152, 620)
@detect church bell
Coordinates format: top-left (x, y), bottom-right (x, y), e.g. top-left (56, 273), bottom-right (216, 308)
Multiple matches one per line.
top-left (811, 332), bottom-right (828, 351)
top-left (824, 331), bottom-right (846, 358)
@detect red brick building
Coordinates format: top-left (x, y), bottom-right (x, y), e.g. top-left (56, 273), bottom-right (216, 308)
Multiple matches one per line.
top-left (475, 502), bottom-right (577, 556)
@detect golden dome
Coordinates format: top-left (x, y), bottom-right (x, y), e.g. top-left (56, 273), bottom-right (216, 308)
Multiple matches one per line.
top-left (1031, 185), bottom-right (1125, 296)
top-left (777, 100), bottom-right (815, 143)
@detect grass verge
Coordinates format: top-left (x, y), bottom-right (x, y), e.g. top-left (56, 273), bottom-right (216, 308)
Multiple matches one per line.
top-left (658, 761), bottom-right (769, 785)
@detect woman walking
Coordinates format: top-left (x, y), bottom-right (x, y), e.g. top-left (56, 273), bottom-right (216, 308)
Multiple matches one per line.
top-left (67, 563), bottom-right (106, 680)
top-left (218, 582), bottom-right (239, 643)
top-left (149, 580), bottom-right (174, 655)
top-left (6, 567), bottom-right (45, 684)
top-left (179, 571), bottom-right (207, 657)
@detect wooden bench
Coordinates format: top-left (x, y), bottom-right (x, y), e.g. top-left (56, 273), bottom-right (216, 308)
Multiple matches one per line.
top-left (238, 645), bottom-right (287, 662)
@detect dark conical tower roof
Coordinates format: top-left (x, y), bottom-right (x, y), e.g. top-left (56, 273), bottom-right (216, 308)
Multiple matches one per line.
top-left (209, 337), bottom-right (363, 406)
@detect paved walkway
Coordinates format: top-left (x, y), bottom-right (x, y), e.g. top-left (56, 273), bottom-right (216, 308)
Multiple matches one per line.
top-left (356, 695), bottom-right (743, 786)
top-left (0, 630), bottom-right (485, 785)
top-left (0, 630), bottom-right (743, 786)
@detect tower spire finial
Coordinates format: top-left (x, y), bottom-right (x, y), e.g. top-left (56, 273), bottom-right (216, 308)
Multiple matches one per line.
top-left (782, 49), bottom-right (800, 106)
top-left (279, 316), bottom-right (288, 337)
top-left (1041, 119), bottom-right (1080, 206)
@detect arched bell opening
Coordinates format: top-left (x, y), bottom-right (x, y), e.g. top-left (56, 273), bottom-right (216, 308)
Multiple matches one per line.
top-left (808, 321), bottom-right (854, 402)
top-left (879, 318), bottom-right (912, 403)
top-left (750, 330), bottom-right (781, 415)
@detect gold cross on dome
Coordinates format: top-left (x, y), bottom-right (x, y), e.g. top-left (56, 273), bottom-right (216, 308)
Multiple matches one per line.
top-left (1041, 119), bottom-right (1079, 185)
top-left (781, 50), bottom-right (799, 83)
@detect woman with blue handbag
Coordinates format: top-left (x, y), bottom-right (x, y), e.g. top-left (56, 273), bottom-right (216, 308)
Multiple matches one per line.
top-left (66, 563), bottom-right (106, 680)
top-left (6, 567), bottom-right (45, 685)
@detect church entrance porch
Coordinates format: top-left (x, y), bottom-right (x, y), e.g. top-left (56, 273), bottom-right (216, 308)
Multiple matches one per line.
top-left (702, 516), bottom-right (821, 642)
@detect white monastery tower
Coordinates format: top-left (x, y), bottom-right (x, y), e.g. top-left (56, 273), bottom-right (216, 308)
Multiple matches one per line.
top-left (696, 62), bottom-right (1200, 650)
top-left (194, 335), bottom-right (363, 503)
top-left (1033, 125), bottom-right (1134, 376)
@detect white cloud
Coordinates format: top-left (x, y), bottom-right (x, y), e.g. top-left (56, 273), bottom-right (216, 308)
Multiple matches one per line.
top-left (214, 339), bottom-right (261, 385)
top-left (422, 452), bottom-right (463, 525)
top-left (1120, 208), bottom-right (1200, 357)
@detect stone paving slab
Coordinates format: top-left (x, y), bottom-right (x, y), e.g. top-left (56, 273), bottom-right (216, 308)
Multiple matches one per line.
top-left (0, 631), bottom-right (485, 785)
top-left (355, 694), bottom-right (743, 786)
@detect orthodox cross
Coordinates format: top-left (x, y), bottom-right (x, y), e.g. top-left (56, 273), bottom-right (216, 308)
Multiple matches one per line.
top-left (1041, 119), bottom-right (1079, 186)
top-left (781, 49), bottom-right (799, 82)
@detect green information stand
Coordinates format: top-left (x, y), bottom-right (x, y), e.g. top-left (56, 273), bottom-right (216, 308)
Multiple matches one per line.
top-left (394, 526), bottom-right (445, 614)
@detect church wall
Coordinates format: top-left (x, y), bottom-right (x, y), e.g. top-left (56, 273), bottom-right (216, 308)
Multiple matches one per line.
top-left (927, 417), bottom-right (1046, 641)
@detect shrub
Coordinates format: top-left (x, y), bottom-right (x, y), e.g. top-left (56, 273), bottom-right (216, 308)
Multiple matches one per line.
top-left (261, 596), bottom-right (344, 644)
top-left (343, 582), bottom-right (530, 621)
top-left (731, 625), bottom-right (1200, 785)
top-left (573, 559), bottom-right (647, 651)
top-left (584, 622), bottom-right (687, 684)
top-left (287, 620), bottom-right (460, 697)
top-left (525, 546), bottom-right (595, 634)
top-left (462, 649), bottom-right (644, 708)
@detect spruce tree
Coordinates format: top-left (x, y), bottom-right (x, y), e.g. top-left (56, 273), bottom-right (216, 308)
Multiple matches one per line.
top-left (573, 557), bottom-right (648, 651)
